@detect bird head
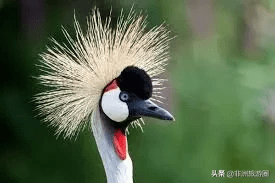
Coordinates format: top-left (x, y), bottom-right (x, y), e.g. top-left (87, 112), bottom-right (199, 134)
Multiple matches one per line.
top-left (35, 8), bottom-right (174, 164)
top-left (100, 66), bottom-right (174, 160)
top-left (101, 66), bottom-right (174, 126)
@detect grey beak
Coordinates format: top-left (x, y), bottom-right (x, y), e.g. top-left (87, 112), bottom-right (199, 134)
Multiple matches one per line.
top-left (129, 99), bottom-right (175, 121)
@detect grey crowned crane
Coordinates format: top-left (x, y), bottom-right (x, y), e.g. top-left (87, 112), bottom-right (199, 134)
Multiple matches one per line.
top-left (35, 8), bottom-right (174, 183)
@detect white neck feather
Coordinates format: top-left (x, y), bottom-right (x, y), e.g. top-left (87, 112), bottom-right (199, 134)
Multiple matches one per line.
top-left (91, 106), bottom-right (133, 183)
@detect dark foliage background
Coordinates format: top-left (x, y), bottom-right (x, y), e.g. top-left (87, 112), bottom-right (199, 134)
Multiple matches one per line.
top-left (1, 0), bottom-right (275, 182)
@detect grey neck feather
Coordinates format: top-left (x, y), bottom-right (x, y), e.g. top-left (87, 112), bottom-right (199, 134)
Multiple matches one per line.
top-left (91, 106), bottom-right (133, 183)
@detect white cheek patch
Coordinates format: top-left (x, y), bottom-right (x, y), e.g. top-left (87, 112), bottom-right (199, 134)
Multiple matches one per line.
top-left (101, 88), bottom-right (129, 122)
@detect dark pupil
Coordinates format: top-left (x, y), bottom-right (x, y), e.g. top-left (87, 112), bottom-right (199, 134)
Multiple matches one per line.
top-left (120, 92), bottom-right (129, 101)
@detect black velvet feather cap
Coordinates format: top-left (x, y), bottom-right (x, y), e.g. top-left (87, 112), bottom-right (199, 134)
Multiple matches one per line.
top-left (117, 66), bottom-right (152, 100)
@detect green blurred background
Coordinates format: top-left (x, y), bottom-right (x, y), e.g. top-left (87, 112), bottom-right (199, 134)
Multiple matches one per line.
top-left (1, 0), bottom-right (275, 182)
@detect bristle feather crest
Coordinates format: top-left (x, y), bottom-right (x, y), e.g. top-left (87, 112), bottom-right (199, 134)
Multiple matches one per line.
top-left (35, 8), bottom-right (171, 138)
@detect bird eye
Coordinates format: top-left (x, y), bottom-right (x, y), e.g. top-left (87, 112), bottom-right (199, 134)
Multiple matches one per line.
top-left (119, 92), bottom-right (129, 102)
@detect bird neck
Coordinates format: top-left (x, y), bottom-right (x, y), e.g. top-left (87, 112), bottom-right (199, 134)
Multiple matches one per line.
top-left (91, 106), bottom-right (133, 183)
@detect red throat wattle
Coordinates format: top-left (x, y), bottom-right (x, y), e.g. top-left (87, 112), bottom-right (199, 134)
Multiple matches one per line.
top-left (104, 79), bottom-right (127, 160)
top-left (113, 128), bottom-right (127, 160)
